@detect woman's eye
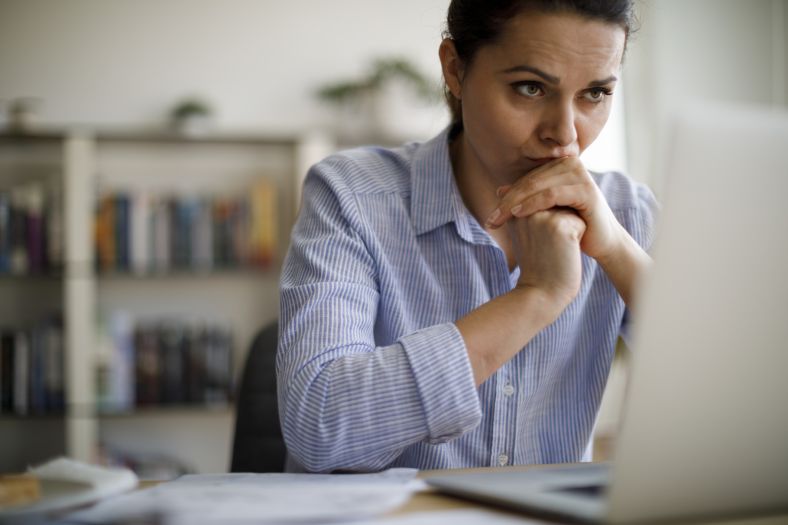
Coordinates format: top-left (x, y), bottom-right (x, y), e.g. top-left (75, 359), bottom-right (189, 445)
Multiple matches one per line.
top-left (515, 83), bottom-right (543, 98)
top-left (583, 88), bottom-right (612, 103)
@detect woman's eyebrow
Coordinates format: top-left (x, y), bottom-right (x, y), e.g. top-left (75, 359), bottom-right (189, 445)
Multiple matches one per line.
top-left (501, 64), bottom-right (618, 88)
top-left (588, 75), bottom-right (618, 87)
top-left (501, 64), bottom-right (560, 84)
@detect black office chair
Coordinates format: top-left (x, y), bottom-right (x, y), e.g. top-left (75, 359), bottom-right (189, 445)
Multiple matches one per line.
top-left (230, 320), bottom-right (287, 472)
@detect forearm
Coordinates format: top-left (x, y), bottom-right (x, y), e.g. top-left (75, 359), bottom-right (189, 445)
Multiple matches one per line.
top-left (596, 225), bottom-right (652, 308)
top-left (456, 286), bottom-right (563, 386)
top-left (279, 324), bottom-right (481, 472)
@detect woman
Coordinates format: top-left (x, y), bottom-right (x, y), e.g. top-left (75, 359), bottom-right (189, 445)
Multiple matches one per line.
top-left (277, 0), bottom-right (656, 473)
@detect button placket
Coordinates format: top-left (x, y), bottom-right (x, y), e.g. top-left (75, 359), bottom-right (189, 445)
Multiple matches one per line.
top-left (489, 367), bottom-right (517, 467)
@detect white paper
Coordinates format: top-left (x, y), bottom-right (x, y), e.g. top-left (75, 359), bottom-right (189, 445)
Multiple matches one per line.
top-left (62, 468), bottom-right (424, 524)
top-left (354, 509), bottom-right (547, 524)
top-left (360, 509), bottom-right (549, 525)
top-left (0, 457), bottom-right (138, 518)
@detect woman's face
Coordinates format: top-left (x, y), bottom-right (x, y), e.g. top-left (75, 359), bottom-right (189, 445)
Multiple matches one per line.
top-left (444, 10), bottom-right (626, 185)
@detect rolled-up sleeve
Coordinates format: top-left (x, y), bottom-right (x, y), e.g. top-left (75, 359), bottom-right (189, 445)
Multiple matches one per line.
top-left (277, 160), bottom-right (481, 473)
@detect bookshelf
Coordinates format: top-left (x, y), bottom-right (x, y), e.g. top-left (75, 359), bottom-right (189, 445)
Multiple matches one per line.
top-left (0, 129), bottom-right (330, 475)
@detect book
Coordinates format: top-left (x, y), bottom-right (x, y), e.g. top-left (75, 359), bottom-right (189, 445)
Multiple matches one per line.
top-left (9, 187), bottom-right (28, 275)
top-left (0, 332), bottom-right (13, 412)
top-left (130, 191), bottom-right (150, 274)
top-left (0, 321), bottom-right (64, 415)
top-left (0, 192), bottom-right (10, 273)
top-left (114, 194), bottom-right (130, 272)
top-left (95, 183), bottom-right (279, 274)
top-left (12, 332), bottom-right (28, 415)
top-left (25, 184), bottom-right (45, 274)
top-left (134, 323), bottom-right (160, 406)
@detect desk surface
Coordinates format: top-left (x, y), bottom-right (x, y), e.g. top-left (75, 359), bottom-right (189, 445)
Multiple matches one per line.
top-left (138, 466), bottom-right (788, 525)
top-left (406, 466), bottom-right (788, 525)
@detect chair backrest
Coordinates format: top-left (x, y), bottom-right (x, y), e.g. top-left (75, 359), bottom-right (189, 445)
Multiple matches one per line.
top-left (230, 321), bottom-right (286, 472)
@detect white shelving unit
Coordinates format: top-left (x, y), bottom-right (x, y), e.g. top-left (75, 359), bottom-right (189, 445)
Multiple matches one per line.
top-left (0, 128), bottom-right (331, 474)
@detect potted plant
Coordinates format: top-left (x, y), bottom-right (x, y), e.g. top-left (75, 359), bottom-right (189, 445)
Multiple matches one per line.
top-left (169, 98), bottom-right (214, 136)
top-left (316, 57), bottom-right (440, 140)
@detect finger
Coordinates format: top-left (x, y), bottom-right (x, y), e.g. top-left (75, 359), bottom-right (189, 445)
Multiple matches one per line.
top-left (509, 184), bottom-right (590, 219)
top-left (496, 185), bottom-right (513, 198)
top-left (486, 179), bottom-right (587, 230)
top-left (524, 156), bottom-right (569, 178)
top-left (490, 159), bottom-right (584, 221)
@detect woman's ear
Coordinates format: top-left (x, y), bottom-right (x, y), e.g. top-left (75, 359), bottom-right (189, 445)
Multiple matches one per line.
top-left (439, 38), bottom-right (464, 101)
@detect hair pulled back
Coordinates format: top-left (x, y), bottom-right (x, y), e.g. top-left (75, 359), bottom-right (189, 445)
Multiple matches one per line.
top-left (443, 0), bottom-right (636, 125)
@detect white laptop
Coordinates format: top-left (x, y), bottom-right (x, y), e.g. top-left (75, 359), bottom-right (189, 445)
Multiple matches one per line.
top-left (426, 103), bottom-right (788, 523)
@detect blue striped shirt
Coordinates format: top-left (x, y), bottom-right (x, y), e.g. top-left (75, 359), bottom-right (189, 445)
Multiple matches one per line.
top-left (278, 127), bottom-right (657, 473)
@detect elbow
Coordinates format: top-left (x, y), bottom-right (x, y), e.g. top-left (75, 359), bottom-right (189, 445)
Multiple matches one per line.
top-left (280, 413), bottom-right (349, 473)
top-left (278, 385), bottom-right (347, 473)
top-left (280, 395), bottom-right (397, 473)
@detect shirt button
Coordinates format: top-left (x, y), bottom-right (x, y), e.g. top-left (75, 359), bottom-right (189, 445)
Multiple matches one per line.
top-left (498, 453), bottom-right (509, 466)
top-left (503, 383), bottom-right (515, 397)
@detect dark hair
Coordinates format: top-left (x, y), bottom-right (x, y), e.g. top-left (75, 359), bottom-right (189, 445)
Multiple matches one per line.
top-left (443, 0), bottom-right (637, 125)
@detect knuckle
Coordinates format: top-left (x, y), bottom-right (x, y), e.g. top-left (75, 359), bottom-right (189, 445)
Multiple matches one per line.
top-left (542, 186), bottom-right (558, 203)
top-left (550, 213), bottom-right (584, 238)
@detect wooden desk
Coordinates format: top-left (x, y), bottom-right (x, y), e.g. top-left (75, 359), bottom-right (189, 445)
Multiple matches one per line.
top-left (139, 467), bottom-right (787, 525)
top-left (398, 466), bottom-right (788, 525)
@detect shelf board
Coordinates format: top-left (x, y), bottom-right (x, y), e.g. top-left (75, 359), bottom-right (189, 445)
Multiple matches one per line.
top-left (98, 403), bottom-right (234, 418)
top-left (0, 130), bottom-right (67, 143)
top-left (96, 266), bottom-right (279, 280)
top-left (0, 412), bottom-right (66, 421)
top-left (0, 128), bottom-right (306, 146)
top-left (0, 271), bottom-right (64, 282)
top-left (95, 130), bottom-right (300, 146)
top-left (1, 405), bottom-right (235, 420)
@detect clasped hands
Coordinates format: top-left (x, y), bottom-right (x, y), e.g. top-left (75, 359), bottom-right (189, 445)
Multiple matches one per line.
top-left (485, 156), bottom-right (627, 313)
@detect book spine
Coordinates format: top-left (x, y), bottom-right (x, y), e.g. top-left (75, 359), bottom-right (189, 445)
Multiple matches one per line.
top-left (0, 332), bottom-right (14, 412)
top-left (109, 312), bottom-right (135, 411)
top-left (137, 323), bottom-right (161, 406)
top-left (152, 198), bottom-right (170, 272)
top-left (25, 184), bottom-right (45, 274)
top-left (10, 187), bottom-right (29, 275)
top-left (45, 321), bottom-right (64, 412)
top-left (131, 192), bottom-right (150, 275)
top-left (115, 194), bottom-right (130, 272)
top-left (191, 197), bottom-right (211, 271)
top-left (186, 326), bottom-right (205, 403)
top-left (13, 331), bottom-right (29, 415)
top-left (29, 329), bottom-right (46, 414)
top-left (46, 181), bottom-right (64, 272)
top-left (250, 180), bottom-right (278, 268)
top-left (95, 195), bottom-right (116, 272)
top-left (159, 322), bottom-right (184, 404)
top-left (0, 192), bottom-right (10, 273)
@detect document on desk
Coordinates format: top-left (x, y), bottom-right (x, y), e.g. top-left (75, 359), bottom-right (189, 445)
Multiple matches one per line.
top-left (361, 509), bottom-right (545, 524)
top-left (62, 468), bottom-right (426, 524)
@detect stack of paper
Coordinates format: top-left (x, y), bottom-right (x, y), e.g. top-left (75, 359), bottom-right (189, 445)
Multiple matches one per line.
top-left (0, 457), bottom-right (138, 521)
top-left (62, 468), bottom-right (425, 524)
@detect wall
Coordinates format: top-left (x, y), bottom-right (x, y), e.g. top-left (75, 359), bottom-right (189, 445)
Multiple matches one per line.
top-left (0, 0), bottom-right (450, 138)
top-left (624, 0), bottom-right (788, 190)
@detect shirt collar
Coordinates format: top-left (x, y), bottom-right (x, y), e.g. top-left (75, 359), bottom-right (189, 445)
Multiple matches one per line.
top-left (410, 126), bottom-right (476, 241)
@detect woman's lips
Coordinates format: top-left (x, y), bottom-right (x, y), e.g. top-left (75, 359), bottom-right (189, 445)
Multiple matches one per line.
top-left (526, 157), bottom-right (558, 167)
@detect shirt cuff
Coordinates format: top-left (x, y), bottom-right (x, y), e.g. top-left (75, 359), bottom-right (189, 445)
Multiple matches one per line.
top-left (399, 322), bottom-right (482, 444)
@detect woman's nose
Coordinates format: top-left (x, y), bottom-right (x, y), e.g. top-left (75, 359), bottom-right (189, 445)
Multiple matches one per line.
top-left (538, 100), bottom-right (578, 149)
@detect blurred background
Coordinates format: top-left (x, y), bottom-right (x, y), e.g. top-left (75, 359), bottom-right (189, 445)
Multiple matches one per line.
top-left (0, 0), bottom-right (785, 478)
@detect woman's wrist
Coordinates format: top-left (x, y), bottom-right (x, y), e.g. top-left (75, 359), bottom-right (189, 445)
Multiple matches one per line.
top-left (593, 225), bottom-right (652, 308)
top-left (510, 283), bottom-right (570, 327)
top-left (593, 222), bottom-right (630, 269)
